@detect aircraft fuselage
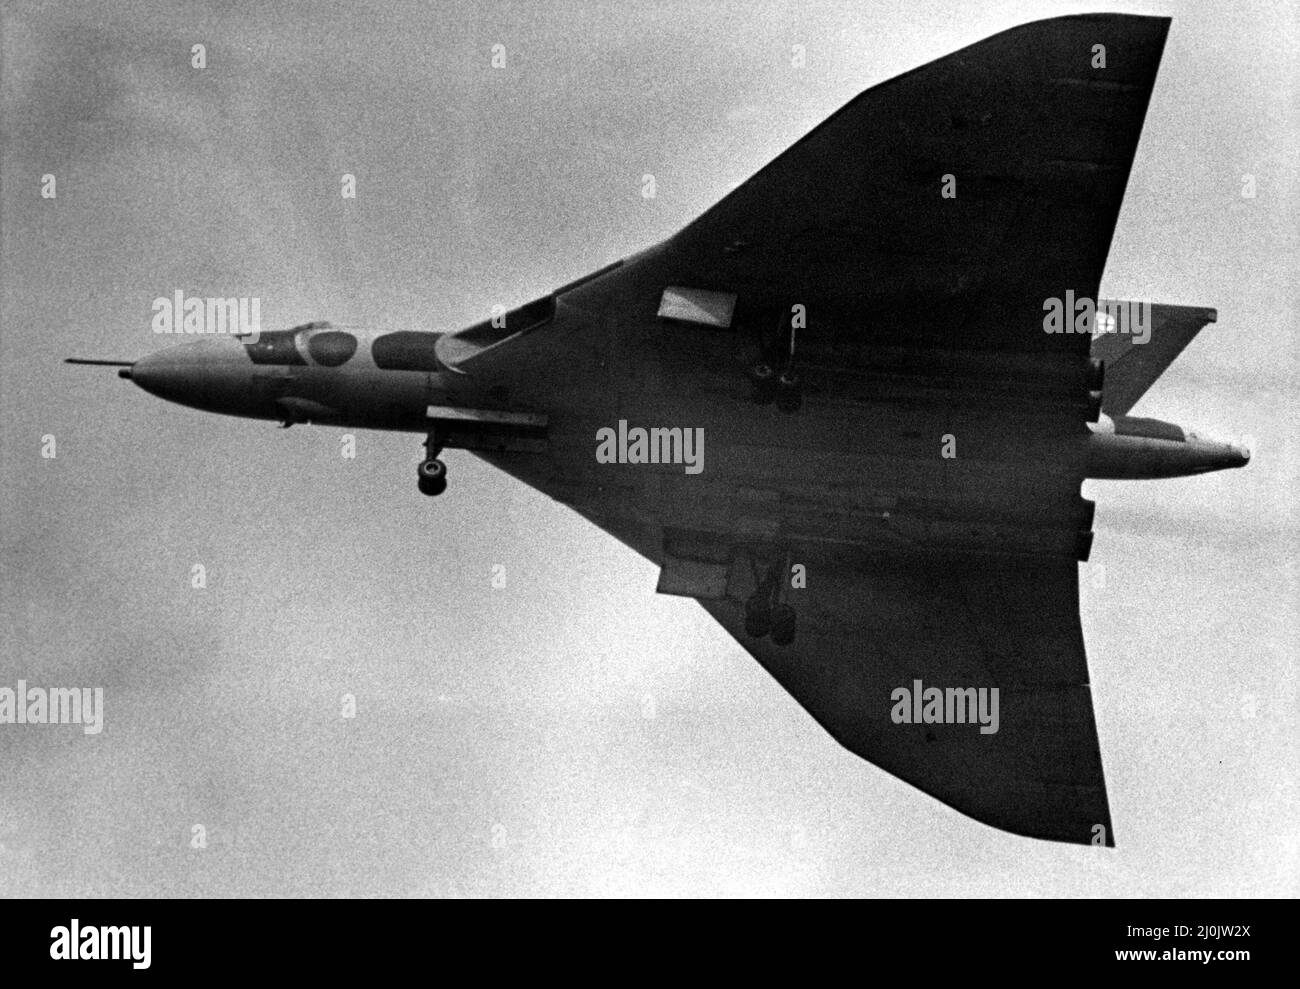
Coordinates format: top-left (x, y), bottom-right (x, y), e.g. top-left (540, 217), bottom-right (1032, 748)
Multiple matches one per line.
top-left (114, 309), bottom-right (1248, 562)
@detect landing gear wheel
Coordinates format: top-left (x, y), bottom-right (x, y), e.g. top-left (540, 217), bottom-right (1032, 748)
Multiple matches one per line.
top-left (744, 595), bottom-right (773, 638)
top-left (418, 475), bottom-right (447, 497)
top-left (750, 362), bottom-right (777, 404)
top-left (769, 604), bottom-right (797, 646)
top-left (417, 458), bottom-right (447, 496)
top-left (418, 424), bottom-right (449, 496)
top-left (776, 370), bottom-right (802, 413)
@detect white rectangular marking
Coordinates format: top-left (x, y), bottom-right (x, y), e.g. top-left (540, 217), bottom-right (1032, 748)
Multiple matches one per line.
top-left (426, 405), bottom-right (548, 427)
top-left (657, 286), bottom-right (737, 328)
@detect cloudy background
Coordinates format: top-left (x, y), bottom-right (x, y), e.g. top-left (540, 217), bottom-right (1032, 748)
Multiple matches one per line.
top-left (1, 0), bottom-right (1295, 896)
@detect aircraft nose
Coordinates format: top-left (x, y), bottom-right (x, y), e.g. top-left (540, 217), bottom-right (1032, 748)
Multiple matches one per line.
top-left (129, 346), bottom-right (189, 400)
top-left (128, 338), bottom-right (249, 407)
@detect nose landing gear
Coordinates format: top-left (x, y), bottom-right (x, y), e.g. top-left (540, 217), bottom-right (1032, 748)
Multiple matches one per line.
top-left (417, 458), bottom-right (447, 497)
top-left (418, 428), bottom-right (448, 497)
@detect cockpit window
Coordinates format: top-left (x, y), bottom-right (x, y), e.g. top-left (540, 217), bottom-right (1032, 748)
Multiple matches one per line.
top-left (244, 329), bottom-right (307, 365)
top-left (306, 330), bottom-right (358, 367)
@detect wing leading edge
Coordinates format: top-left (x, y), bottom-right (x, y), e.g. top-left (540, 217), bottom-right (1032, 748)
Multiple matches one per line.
top-left (661, 13), bottom-right (1170, 355)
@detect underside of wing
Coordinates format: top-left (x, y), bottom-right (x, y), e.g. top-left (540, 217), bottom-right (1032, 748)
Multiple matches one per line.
top-left (662, 13), bottom-right (1170, 355)
top-left (462, 15), bottom-right (1172, 847)
top-left (700, 546), bottom-right (1113, 847)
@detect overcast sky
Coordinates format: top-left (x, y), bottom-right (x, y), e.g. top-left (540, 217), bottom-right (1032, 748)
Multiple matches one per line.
top-left (2, 0), bottom-right (1295, 896)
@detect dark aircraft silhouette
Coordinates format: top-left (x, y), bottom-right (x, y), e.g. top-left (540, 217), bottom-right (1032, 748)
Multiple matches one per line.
top-left (71, 14), bottom-right (1248, 845)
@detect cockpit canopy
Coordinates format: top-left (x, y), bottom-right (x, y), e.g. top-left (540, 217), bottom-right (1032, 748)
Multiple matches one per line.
top-left (244, 322), bottom-right (357, 367)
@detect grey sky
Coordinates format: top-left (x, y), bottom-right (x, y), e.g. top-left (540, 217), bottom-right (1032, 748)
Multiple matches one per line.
top-left (1, 0), bottom-right (1295, 896)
